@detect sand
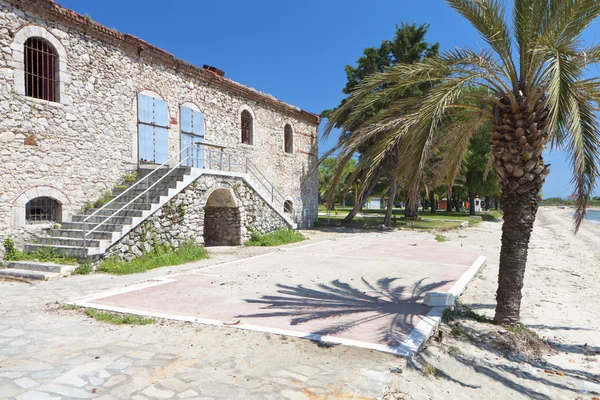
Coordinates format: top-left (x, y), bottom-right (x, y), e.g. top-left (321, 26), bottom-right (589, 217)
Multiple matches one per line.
top-left (386, 207), bottom-right (600, 400)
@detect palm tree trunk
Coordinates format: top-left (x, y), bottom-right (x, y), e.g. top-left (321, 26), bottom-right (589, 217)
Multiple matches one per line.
top-left (404, 192), bottom-right (419, 220)
top-left (343, 172), bottom-right (380, 224)
top-left (491, 99), bottom-right (551, 323)
top-left (383, 177), bottom-right (398, 227)
top-left (446, 185), bottom-right (453, 212)
top-left (485, 196), bottom-right (491, 211)
top-left (494, 191), bottom-right (538, 323)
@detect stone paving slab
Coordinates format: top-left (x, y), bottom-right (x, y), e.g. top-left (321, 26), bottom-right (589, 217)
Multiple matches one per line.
top-left (75, 234), bottom-right (481, 355)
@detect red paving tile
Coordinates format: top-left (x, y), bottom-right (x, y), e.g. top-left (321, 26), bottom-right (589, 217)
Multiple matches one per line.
top-left (82, 234), bottom-right (481, 353)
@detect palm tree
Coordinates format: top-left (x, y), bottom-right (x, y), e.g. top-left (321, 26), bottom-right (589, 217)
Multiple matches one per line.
top-left (326, 0), bottom-right (600, 324)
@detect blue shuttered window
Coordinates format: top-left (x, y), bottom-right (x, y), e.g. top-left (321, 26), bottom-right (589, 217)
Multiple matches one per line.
top-left (138, 94), bottom-right (169, 164)
top-left (180, 106), bottom-right (205, 168)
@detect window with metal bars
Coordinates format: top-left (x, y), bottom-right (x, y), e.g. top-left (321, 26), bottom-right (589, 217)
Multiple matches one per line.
top-left (26, 197), bottom-right (61, 224)
top-left (284, 200), bottom-right (293, 214)
top-left (24, 37), bottom-right (58, 102)
top-left (241, 110), bottom-right (253, 145)
top-left (284, 124), bottom-right (293, 153)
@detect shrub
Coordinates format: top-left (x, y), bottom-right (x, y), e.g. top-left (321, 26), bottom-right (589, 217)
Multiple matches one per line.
top-left (245, 228), bottom-right (305, 247)
top-left (3, 237), bottom-right (18, 261)
top-left (97, 241), bottom-right (208, 275)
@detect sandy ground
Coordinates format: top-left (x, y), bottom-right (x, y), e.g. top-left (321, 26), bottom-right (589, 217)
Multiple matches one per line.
top-left (1, 208), bottom-right (599, 399)
top-left (386, 207), bottom-right (600, 400)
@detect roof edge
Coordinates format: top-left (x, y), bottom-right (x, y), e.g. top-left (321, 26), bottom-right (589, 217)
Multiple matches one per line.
top-left (5, 0), bottom-right (321, 125)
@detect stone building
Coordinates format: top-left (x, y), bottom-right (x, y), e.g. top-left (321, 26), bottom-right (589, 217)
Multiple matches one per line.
top-left (0, 0), bottom-right (319, 261)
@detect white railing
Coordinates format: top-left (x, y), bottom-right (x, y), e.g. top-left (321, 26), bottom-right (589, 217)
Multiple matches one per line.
top-left (81, 142), bottom-right (288, 252)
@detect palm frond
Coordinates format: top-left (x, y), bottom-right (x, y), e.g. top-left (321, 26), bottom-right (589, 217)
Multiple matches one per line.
top-left (447, 0), bottom-right (518, 90)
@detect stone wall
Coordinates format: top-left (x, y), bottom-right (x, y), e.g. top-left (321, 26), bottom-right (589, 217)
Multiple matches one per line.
top-left (0, 0), bottom-right (319, 252)
top-left (204, 207), bottom-right (241, 246)
top-left (103, 174), bottom-right (288, 261)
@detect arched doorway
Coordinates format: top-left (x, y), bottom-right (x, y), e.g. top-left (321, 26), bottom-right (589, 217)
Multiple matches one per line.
top-left (203, 189), bottom-right (242, 246)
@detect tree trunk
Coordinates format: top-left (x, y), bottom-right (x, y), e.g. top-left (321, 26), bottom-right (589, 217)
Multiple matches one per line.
top-left (485, 196), bottom-right (491, 211)
top-left (404, 193), bottom-right (419, 220)
top-left (429, 191), bottom-right (436, 214)
top-left (494, 190), bottom-right (539, 323)
top-left (491, 97), bottom-right (551, 323)
top-left (383, 178), bottom-right (398, 227)
top-left (494, 196), bottom-right (499, 211)
top-left (455, 195), bottom-right (461, 212)
top-left (469, 192), bottom-right (476, 216)
top-left (343, 172), bottom-right (380, 224)
top-left (446, 186), bottom-right (453, 212)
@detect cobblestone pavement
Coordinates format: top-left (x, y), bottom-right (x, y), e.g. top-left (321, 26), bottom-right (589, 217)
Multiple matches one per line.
top-left (0, 232), bottom-right (405, 399)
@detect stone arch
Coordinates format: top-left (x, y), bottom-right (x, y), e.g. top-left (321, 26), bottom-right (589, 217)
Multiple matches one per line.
top-left (203, 186), bottom-right (243, 246)
top-left (12, 186), bottom-right (71, 227)
top-left (12, 24), bottom-right (70, 104)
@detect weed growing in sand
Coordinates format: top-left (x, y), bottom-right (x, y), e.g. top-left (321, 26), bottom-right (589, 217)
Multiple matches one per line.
top-left (450, 324), bottom-right (465, 336)
top-left (85, 309), bottom-right (155, 325)
top-left (434, 234), bottom-right (449, 242)
top-left (59, 304), bottom-right (82, 311)
top-left (422, 362), bottom-right (439, 377)
top-left (505, 323), bottom-right (539, 338)
top-left (447, 345), bottom-right (462, 356)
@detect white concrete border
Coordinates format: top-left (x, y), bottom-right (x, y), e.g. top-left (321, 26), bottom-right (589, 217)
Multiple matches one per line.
top-left (69, 246), bottom-right (486, 357)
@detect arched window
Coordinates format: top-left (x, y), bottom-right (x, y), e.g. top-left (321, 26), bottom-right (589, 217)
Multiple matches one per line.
top-left (26, 197), bottom-right (61, 223)
top-left (241, 110), bottom-right (253, 145)
top-left (24, 38), bottom-right (58, 102)
top-left (284, 200), bottom-right (293, 214)
top-left (284, 124), bottom-right (293, 154)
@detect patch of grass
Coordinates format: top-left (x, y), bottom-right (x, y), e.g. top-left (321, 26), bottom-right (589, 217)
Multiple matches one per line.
top-left (113, 184), bottom-right (128, 190)
top-left (447, 345), bottom-right (462, 356)
top-left (93, 191), bottom-right (113, 209)
top-left (442, 307), bottom-right (457, 323)
top-left (464, 308), bottom-right (492, 323)
top-left (450, 324), bottom-right (465, 337)
top-left (434, 234), bottom-right (449, 242)
top-left (504, 323), bottom-right (538, 337)
top-left (97, 242), bottom-right (208, 275)
top-left (85, 308), bottom-right (155, 325)
top-left (422, 362), bottom-right (439, 377)
top-left (72, 261), bottom-right (92, 275)
top-left (245, 228), bottom-right (305, 247)
top-left (4, 243), bottom-right (79, 265)
top-left (59, 303), bottom-right (82, 311)
top-left (123, 172), bottom-right (138, 183)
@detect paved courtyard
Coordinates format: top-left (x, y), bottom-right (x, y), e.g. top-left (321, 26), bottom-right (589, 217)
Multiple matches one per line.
top-left (0, 230), bottom-right (483, 399)
top-left (75, 234), bottom-right (482, 355)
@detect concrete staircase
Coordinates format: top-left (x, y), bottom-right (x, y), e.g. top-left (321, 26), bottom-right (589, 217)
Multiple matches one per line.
top-left (2, 151), bottom-right (294, 280)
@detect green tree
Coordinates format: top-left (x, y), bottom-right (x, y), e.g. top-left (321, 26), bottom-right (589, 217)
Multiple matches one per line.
top-left (325, 0), bottom-right (600, 323)
top-left (322, 23), bottom-right (439, 224)
top-left (318, 157), bottom-right (356, 207)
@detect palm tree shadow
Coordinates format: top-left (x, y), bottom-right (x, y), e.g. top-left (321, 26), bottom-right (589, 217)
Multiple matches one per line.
top-left (237, 277), bottom-right (452, 348)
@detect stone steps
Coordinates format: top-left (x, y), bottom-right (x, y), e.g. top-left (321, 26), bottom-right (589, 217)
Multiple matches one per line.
top-left (23, 244), bottom-right (92, 258)
top-left (38, 237), bottom-right (101, 248)
top-left (0, 267), bottom-right (61, 281)
top-left (50, 229), bottom-right (114, 240)
top-left (3, 260), bottom-right (72, 274)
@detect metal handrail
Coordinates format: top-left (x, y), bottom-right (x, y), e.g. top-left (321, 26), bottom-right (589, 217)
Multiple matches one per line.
top-left (81, 143), bottom-right (291, 253)
top-left (82, 146), bottom-right (193, 248)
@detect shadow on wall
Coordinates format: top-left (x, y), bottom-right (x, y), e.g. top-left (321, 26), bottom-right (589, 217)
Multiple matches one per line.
top-left (237, 277), bottom-right (451, 348)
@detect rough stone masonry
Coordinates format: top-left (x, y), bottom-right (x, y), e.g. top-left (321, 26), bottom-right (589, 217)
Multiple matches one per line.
top-left (0, 0), bottom-right (319, 253)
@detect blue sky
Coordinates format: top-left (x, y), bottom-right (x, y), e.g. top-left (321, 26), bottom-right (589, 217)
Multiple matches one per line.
top-left (56, 0), bottom-right (600, 198)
